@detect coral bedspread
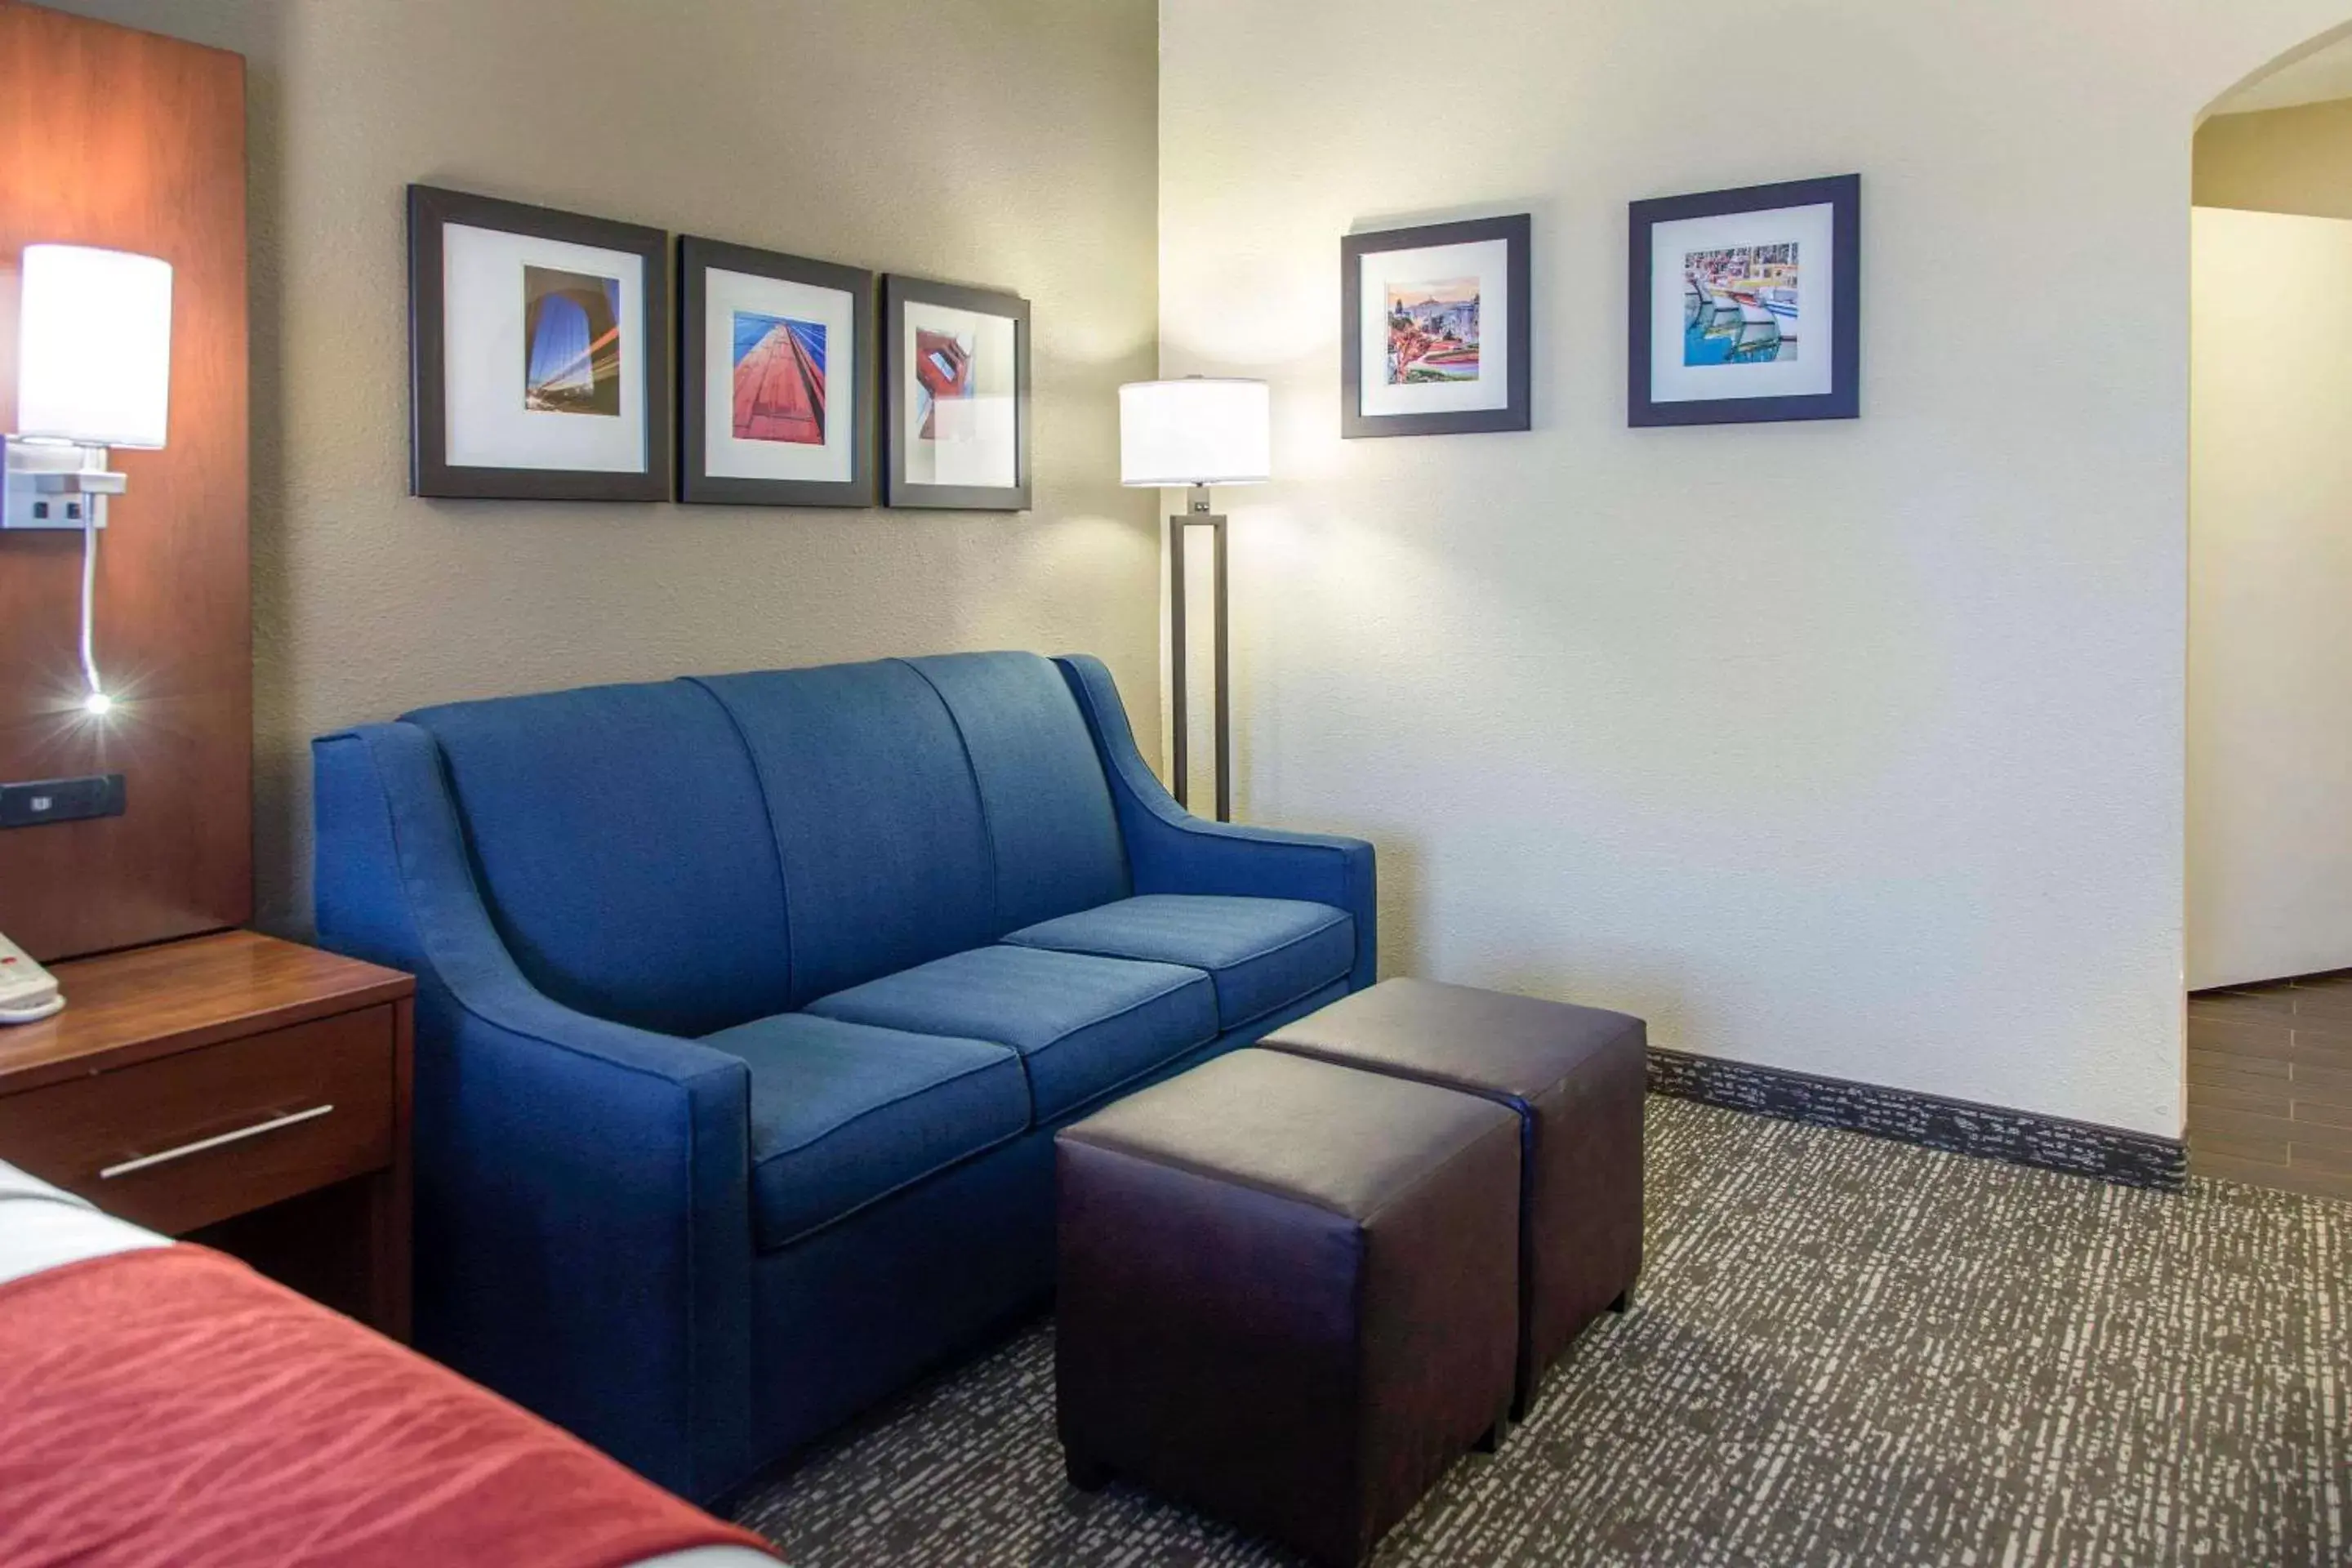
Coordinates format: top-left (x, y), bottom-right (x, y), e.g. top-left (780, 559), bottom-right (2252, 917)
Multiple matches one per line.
top-left (0, 1245), bottom-right (776, 1568)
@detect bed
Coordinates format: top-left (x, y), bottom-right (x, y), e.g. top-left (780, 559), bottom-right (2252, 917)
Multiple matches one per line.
top-left (0, 1160), bottom-right (783, 1568)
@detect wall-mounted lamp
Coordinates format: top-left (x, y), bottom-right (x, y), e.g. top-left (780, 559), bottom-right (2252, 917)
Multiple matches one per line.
top-left (3, 244), bottom-right (173, 716)
top-left (1119, 376), bottom-right (1271, 822)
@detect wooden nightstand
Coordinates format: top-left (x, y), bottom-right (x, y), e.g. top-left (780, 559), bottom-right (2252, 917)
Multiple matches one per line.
top-left (0, 930), bottom-right (415, 1339)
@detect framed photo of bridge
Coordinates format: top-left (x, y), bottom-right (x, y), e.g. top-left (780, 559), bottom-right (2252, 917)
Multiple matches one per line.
top-left (678, 236), bottom-right (874, 507)
top-left (880, 274), bottom-right (1031, 510)
top-left (1629, 173), bottom-right (1860, 427)
top-left (408, 185), bottom-right (671, 501)
top-left (1341, 213), bottom-right (1530, 439)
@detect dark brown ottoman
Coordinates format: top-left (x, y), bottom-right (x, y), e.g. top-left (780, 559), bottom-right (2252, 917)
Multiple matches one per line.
top-left (1261, 978), bottom-right (1646, 1419)
top-left (1056, 1049), bottom-right (1521, 1568)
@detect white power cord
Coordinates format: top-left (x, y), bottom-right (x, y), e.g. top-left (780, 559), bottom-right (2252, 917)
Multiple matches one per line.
top-left (79, 505), bottom-right (109, 715)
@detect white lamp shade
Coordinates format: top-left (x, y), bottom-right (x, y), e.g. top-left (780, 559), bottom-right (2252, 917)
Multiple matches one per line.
top-left (1120, 377), bottom-right (1270, 486)
top-left (16, 244), bottom-right (173, 449)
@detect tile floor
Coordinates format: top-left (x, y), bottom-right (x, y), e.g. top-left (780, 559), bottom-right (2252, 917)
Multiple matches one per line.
top-left (2188, 970), bottom-right (2352, 1200)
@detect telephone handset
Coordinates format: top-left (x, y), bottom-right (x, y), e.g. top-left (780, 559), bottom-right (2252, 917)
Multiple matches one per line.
top-left (0, 932), bottom-right (64, 1024)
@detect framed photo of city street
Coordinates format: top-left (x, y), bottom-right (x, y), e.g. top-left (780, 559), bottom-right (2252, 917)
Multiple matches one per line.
top-left (678, 236), bottom-right (875, 507)
top-left (408, 185), bottom-right (671, 500)
top-left (1340, 213), bottom-right (1530, 439)
top-left (1628, 173), bottom-right (1860, 427)
top-left (880, 274), bottom-right (1031, 510)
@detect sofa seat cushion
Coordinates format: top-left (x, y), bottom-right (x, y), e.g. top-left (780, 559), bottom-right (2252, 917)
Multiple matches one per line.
top-left (1001, 894), bottom-right (1353, 1030)
top-left (699, 1013), bottom-right (1030, 1251)
top-left (804, 947), bottom-right (1218, 1123)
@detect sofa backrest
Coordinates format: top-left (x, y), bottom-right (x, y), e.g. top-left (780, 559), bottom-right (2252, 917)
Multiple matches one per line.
top-left (403, 652), bottom-right (1129, 1031)
top-left (696, 653), bottom-right (1128, 1007)
top-left (900, 653), bottom-right (1129, 933)
top-left (403, 679), bottom-right (795, 1038)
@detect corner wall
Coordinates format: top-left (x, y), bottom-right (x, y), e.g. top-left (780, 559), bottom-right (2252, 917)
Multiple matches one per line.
top-left (1159, 0), bottom-right (2350, 1136)
top-left (38, 0), bottom-right (1163, 932)
top-left (2187, 207), bottom-right (2352, 988)
top-left (2189, 91), bottom-right (2352, 990)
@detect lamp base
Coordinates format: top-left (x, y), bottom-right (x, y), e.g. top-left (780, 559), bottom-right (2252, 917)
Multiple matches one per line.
top-left (2, 438), bottom-right (119, 532)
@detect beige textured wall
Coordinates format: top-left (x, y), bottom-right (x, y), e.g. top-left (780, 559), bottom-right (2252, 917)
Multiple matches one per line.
top-left (38, 0), bottom-right (1162, 933)
top-left (2197, 98), bottom-right (2352, 216)
top-left (1160, 0), bottom-right (2352, 1138)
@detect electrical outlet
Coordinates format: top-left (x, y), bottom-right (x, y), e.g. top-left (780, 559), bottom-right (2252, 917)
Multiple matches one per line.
top-left (0, 773), bottom-right (127, 829)
top-left (2, 437), bottom-right (115, 532)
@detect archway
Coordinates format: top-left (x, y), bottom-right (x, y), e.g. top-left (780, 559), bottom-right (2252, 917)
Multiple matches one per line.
top-left (2182, 16), bottom-right (2352, 1202)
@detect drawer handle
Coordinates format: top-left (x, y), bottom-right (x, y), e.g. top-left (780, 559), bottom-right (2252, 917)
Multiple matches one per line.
top-left (97, 1104), bottom-right (336, 1181)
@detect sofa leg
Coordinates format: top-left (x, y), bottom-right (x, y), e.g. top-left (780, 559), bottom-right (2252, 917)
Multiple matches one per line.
top-left (1473, 1404), bottom-right (1512, 1455)
top-left (1609, 1285), bottom-right (1634, 1315)
top-left (1065, 1450), bottom-right (1113, 1492)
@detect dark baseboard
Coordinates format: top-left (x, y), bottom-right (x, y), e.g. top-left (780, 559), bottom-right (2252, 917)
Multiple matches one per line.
top-left (1646, 1048), bottom-right (2186, 1192)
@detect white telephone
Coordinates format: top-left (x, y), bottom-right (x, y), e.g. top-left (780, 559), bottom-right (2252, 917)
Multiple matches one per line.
top-left (0, 931), bottom-right (64, 1024)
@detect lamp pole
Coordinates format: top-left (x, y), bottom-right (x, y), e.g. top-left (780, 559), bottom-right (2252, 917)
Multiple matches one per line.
top-left (1118, 376), bottom-right (1266, 825)
top-left (1168, 483), bottom-right (1231, 822)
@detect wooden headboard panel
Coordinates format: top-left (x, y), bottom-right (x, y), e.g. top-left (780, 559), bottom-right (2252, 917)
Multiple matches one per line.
top-left (0, 2), bottom-right (249, 961)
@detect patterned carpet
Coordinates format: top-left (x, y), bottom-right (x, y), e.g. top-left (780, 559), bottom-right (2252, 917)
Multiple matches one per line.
top-left (733, 1098), bottom-right (2350, 1566)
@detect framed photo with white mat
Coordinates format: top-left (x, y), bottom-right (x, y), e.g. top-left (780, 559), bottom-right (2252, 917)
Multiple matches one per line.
top-left (880, 275), bottom-right (1031, 510)
top-left (1341, 213), bottom-right (1531, 439)
top-left (678, 236), bottom-right (874, 507)
top-left (408, 185), bottom-right (670, 501)
top-left (1628, 173), bottom-right (1860, 427)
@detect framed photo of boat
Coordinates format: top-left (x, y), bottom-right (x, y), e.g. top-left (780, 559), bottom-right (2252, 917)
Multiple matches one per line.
top-left (408, 185), bottom-right (672, 500)
top-left (678, 236), bottom-right (875, 507)
top-left (880, 274), bottom-right (1031, 510)
top-left (1341, 213), bottom-right (1531, 439)
top-left (1628, 173), bottom-right (1859, 427)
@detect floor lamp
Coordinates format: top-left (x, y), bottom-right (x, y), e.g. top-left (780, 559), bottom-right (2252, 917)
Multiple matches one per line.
top-left (1118, 377), bottom-right (1271, 822)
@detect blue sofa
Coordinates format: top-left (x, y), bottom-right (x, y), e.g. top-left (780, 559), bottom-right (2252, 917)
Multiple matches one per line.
top-left (311, 652), bottom-right (1374, 1502)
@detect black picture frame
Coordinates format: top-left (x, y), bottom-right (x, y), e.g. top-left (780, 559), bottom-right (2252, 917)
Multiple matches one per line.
top-left (1628, 173), bottom-right (1860, 428)
top-left (880, 274), bottom-right (1031, 511)
top-left (408, 184), bottom-right (671, 501)
top-left (677, 236), bottom-right (875, 508)
top-left (1340, 213), bottom-right (1531, 439)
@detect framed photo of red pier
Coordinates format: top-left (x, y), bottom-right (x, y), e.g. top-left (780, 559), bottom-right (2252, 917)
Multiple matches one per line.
top-left (679, 236), bottom-right (875, 507)
top-left (1629, 173), bottom-right (1860, 427)
top-left (881, 274), bottom-right (1031, 510)
top-left (1341, 213), bottom-right (1531, 438)
top-left (408, 185), bottom-right (672, 501)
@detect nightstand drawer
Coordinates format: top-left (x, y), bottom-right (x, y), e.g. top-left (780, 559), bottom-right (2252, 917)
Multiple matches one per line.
top-left (0, 1005), bottom-right (395, 1235)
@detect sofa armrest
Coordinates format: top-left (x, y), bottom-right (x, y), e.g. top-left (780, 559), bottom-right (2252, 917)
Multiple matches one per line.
top-left (313, 724), bottom-right (754, 1501)
top-left (1056, 654), bottom-right (1378, 990)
